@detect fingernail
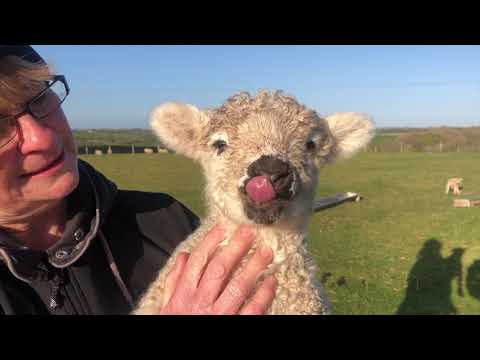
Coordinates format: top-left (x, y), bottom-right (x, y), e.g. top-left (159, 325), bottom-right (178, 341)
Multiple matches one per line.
top-left (267, 275), bottom-right (278, 286)
top-left (178, 252), bottom-right (187, 259)
top-left (212, 224), bottom-right (225, 237)
top-left (239, 226), bottom-right (256, 238)
top-left (259, 246), bottom-right (273, 261)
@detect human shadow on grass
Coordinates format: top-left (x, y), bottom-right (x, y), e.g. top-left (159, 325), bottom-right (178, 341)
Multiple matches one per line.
top-left (467, 260), bottom-right (480, 302)
top-left (396, 238), bottom-right (465, 315)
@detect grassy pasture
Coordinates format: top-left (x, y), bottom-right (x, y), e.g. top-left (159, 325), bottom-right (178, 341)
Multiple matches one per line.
top-left (80, 152), bottom-right (480, 314)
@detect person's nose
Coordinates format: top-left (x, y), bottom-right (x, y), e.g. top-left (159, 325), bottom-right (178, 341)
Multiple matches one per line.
top-left (16, 113), bottom-right (58, 154)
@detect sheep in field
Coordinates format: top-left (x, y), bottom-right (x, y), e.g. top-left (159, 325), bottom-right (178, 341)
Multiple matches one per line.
top-left (445, 177), bottom-right (463, 195)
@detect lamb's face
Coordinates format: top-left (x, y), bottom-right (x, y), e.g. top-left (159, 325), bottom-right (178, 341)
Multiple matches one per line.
top-left (150, 91), bottom-right (375, 227)
top-left (203, 110), bottom-right (330, 225)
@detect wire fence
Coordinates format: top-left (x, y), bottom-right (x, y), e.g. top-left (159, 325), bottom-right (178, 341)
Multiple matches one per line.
top-left (77, 144), bottom-right (173, 155)
top-left (364, 142), bottom-right (480, 153)
top-left (77, 143), bottom-right (480, 155)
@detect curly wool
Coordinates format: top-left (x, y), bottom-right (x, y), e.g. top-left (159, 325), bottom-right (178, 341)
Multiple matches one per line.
top-left (212, 90), bottom-right (312, 123)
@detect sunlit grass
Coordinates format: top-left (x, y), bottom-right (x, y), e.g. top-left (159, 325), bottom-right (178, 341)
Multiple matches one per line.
top-left (81, 152), bottom-right (480, 314)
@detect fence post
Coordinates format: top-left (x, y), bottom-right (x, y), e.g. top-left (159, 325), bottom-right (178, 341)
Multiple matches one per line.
top-left (131, 144), bottom-right (135, 154)
top-left (85, 145), bottom-right (88, 155)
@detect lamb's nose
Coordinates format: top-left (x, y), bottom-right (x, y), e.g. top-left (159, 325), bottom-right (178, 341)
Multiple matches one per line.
top-left (247, 156), bottom-right (295, 199)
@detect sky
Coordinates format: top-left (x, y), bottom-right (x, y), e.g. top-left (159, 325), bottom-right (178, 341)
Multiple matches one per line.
top-left (33, 45), bottom-right (480, 129)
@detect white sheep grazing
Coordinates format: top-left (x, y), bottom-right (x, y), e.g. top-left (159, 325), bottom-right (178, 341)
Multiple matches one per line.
top-left (134, 91), bottom-right (375, 315)
top-left (445, 177), bottom-right (463, 195)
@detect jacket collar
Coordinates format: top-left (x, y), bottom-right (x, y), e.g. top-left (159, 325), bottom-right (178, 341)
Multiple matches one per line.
top-left (0, 159), bottom-right (118, 282)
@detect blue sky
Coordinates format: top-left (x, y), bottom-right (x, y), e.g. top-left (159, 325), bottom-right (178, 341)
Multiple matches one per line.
top-left (34, 45), bottom-right (480, 129)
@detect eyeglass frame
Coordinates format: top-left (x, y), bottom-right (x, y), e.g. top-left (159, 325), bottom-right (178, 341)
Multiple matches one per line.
top-left (0, 75), bottom-right (70, 149)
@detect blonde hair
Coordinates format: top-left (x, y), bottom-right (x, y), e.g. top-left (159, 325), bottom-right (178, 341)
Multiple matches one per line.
top-left (0, 56), bottom-right (53, 114)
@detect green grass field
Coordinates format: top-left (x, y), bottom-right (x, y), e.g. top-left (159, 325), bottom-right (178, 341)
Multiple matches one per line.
top-left (80, 152), bottom-right (480, 314)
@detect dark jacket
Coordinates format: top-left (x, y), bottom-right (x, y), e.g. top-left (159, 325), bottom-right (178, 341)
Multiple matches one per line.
top-left (0, 159), bottom-right (199, 314)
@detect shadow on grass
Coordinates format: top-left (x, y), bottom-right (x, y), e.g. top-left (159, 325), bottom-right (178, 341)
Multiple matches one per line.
top-left (396, 238), bottom-right (465, 315)
top-left (467, 260), bottom-right (480, 301)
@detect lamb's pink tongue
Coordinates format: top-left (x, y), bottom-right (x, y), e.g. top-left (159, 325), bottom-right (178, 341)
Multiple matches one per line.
top-left (245, 176), bottom-right (276, 204)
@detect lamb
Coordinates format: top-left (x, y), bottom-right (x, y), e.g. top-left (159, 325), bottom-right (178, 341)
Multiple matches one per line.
top-left (445, 177), bottom-right (463, 195)
top-left (134, 90), bottom-right (375, 315)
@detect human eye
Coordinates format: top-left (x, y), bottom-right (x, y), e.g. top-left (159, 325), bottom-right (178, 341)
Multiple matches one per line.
top-left (32, 91), bottom-right (51, 108)
top-left (0, 120), bottom-right (9, 136)
top-left (0, 117), bottom-right (16, 138)
top-left (29, 90), bottom-right (57, 117)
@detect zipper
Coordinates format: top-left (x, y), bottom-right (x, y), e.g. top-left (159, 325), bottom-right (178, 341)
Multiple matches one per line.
top-left (48, 268), bottom-right (65, 311)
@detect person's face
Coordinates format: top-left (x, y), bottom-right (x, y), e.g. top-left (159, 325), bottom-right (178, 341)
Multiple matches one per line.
top-left (0, 87), bottom-right (79, 216)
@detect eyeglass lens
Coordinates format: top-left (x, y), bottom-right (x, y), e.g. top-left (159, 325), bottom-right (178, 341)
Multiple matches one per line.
top-left (0, 80), bottom-right (67, 148)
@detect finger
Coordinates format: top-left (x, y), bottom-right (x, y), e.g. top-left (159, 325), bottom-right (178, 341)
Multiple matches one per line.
top-left (162, 252), bottom-right (190, 308)
top-left (213, 245), bottom-right (273, 314)
top-left (193, 226), bottom-right (256, 310)
top-left (238, 275), bottom-right (278, 315)
top-left (175, 224), bottom-right (226, 296)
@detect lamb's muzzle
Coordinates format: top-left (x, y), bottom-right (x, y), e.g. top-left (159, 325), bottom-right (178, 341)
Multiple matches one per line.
top-left (239, 155), bottom-right (299, 225)
top-left (245, 155), bottom-right (297, 201)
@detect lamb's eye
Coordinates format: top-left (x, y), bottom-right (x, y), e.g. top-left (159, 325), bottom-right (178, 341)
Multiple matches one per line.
top-left (306, 140), bottom-right (316, 151)
top-left (212, 140), bottom-right (228, 155)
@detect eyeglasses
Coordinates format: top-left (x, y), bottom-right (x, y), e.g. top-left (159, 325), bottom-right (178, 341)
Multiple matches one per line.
top-left (0, 75), bottom-right (70, 149)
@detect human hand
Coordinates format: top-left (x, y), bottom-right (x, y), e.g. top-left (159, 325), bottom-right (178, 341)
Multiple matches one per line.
top-left (159, 224), bottom-right (277, 315)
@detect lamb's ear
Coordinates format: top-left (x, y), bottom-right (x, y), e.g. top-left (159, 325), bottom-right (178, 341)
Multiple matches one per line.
top-left (325, 112), bottom-right (375, 162)
top-left (150, 102), bottom-right (209, 160)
